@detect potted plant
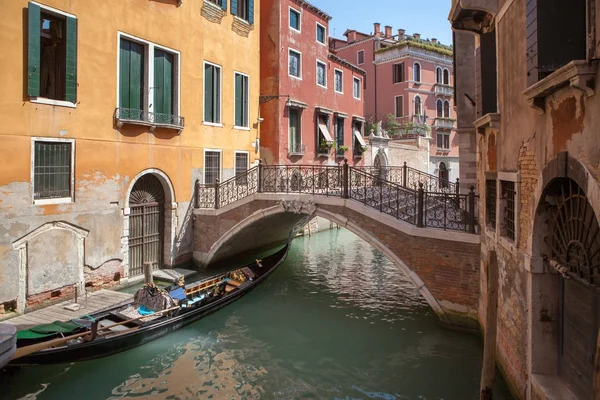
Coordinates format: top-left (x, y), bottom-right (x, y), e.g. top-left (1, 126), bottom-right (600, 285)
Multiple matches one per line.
top-left (319, 139), bottom-right (334, 154)
top-left (338, 145), bottom-right (349, 152)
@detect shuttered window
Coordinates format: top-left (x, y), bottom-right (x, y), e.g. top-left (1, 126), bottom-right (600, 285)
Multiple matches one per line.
top-left (234, 73), bottom-right (249, 128)
top-left (27, 2), bottom-right (77, 103)
top-left (34, 141), bottom-right (73, 200)
top-left (357, 50), bottom-right (365, 65)
top-left (204, 63), bottom-right (221, 124)
top-left (232, 0), bottom-right (254, 24)
top-left (207, 0), bottom-right (227, 10)
top-left (119, 38), bottom-right (145, 119)
top-left (395, 96), bottom-right (403, 118)
top-left (289, 109), bottom-right (301, 153)
top-left (153, 50), bottom-right (174, 118)
top-left (393, 63), bottom-right (404, 83)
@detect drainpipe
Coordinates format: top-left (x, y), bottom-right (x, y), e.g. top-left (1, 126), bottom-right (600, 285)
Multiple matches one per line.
top-left (373, 39), bottom-right (378, 120)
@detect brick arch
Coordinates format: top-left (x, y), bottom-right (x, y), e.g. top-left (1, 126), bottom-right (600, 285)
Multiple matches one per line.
top-left (201, 200), bottom-right (450, 323)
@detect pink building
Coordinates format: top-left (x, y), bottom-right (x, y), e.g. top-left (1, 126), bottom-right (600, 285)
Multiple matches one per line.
top-left (332, 24), bottom-right (458, 184)
top-left (259, 0), bottom-right (366, 166)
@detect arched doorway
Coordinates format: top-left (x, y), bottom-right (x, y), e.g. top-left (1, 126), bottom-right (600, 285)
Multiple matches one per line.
top-left (373, 150), bottom-right (388, 184)
top-left (128, 174), bottom-right (165, 276)
top-left (439, 162), bottom-right (449, 188)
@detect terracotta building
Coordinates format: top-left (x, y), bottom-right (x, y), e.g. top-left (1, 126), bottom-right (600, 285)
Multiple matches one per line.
top-left (331, 24), bottom-right (459, 185)
top-left (451, 0), bottom-right (600, 398)
top-left (0, 0), bottom-right (260, 314)
top-left (259, 0), bottom-right (367, 165)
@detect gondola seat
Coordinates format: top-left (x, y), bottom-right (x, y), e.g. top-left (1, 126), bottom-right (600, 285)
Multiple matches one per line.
top-left (98, 319), bottom-right (130, 332)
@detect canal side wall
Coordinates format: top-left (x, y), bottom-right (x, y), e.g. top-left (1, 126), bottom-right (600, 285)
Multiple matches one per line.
top-left (193, 194), bottom-right (481, 328)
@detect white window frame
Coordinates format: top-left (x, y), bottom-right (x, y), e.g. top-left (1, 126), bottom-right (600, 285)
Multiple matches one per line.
top-left (357, 50), bottom-right (365, 65)
top-left (334, 68), bottom-right (343, 94)
top-left (435, 66), bottom-right (442, 84)
top-left (414, 94), bottom-right (422, 115)
top-left (233, 71), bottom-right (250, 130)
top-left (234, 150), bottom-right (250, 184)
top-left (31, 137), bottom-right (75, 205)
top-left (316, 60), bottom-right (327, 88)
top-left (288, 48), bottom-right (302, 80)
top-left (203, 148), bottom-right (223, 185)
top-left (116, 32), bottom-right (181, 120)
top-left (289, 6), bottom-right (301, 32)
top-left (413, 62), bottom-right (421, 83)
top-left (203, 60), bottom-right (223, 126)
top-left (288, 107), bottom-right (303, 151)
top-left (316, 22), bottom-right (327, 45)
top-left (394, 95), bottom-right (404, 118)
top-left (436, 132), bottom-right (450, 150)
top-left (353, 77), bottom-right (361, 100)
top-left (443, 100), bottom-right (451, 118)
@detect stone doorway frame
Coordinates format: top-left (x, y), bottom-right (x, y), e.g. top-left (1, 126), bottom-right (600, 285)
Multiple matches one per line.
top-left (123, 169), bottom-right (177, 278)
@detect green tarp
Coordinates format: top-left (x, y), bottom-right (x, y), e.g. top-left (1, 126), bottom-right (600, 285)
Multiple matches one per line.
top-left (17, 320), bottom-right (80, 340)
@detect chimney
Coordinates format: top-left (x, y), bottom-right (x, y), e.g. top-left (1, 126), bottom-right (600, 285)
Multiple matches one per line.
top-left (347, 30), bottom-right (357, 43)
top-left (397, 29), bottom-right (405, 41)
top-left (431, 38), bottom-right (438, 44)
top-left (374, 22), bottom-right (381, 36)
top-left (413, 33), bottom-right (421, 40)
top-left (384, 25), bottom-right (392, 38)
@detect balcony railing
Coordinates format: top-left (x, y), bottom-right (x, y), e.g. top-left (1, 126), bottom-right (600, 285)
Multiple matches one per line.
top-left (115, 108), bottom-right (185, 132)
top-left (434, 118), bottom-right (455, 130)
top-left (434, 84), bottom-right (454, 96)
top-left (288, 142), bottom-right (306, 156)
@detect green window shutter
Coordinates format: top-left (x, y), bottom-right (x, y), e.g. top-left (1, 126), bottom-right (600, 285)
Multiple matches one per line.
top-left (27, 2), bottom-right (41, 97)
top-left (119, 39), bottom-right (144, 114)
top-left (65, 16), bottom-right (77, 103)
top-left (234, 74), bottom-right (242, 126)
top-left (154, 50), bottom-right (173, 116)
top-left (204, 64), bottom-right (214, 122)
top-left (248, 0), bottom-right (254, 24)
top-left (231, 0), bottom-right (237, 16)
top-left (243, 76), bottom-right (248, 127)
top-left (221, 0), bottom-right (227, 12)
top-left (215, 67), bottom-right (220, 123)
top-left (119, 39), bottom-right (131, 109)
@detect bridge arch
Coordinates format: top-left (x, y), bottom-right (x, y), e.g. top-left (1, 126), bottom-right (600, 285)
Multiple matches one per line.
top-left (200, 200), bottom-right (449, 322)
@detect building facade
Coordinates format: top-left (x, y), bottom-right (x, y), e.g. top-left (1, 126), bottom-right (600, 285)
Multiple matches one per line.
top-left (451, 0), bottom-right (600, 398)
top-left (332, 24), bottom-right (459, 184)
top-left (259, 0), bottom-right (367, 166)
top-left (0, 0), bottom-right (260, 314)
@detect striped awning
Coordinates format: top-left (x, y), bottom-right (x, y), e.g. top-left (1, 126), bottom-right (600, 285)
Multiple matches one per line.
top-left (354, 130), bottom-right (366, 146)
top-left (319, 123), bottom-right (333, 142)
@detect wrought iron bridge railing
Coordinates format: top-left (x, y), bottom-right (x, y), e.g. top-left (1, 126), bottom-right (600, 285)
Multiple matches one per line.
top-left (195, 161), bottom-right (478, 233)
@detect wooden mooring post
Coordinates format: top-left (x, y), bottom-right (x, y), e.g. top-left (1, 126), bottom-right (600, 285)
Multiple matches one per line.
top-left (144, 262), bottom-right (154, 285)
top-left (480, 251), bottom-right (498, 400)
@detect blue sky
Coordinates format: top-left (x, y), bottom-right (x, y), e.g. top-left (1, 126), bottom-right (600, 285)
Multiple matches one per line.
top-left (308, 0), bottom-right (454, 46)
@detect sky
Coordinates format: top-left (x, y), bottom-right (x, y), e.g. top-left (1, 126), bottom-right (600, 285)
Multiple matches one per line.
top-left (308, 0), bottom-right (454, 46)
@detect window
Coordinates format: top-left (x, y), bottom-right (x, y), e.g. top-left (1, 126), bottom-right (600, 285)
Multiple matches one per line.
top-left (235, 152), bottom-right (249, 185)
top-left (289, 7), bottom-right (300, 31)
top-left (118, 35), bottom-right (181, 125)
top-left (27, 3), bottom-right (78, 104)
top-left (443, 69), bottom-right (450, 85)
top-left (501, 180), bottom-right (516, 241)
top-left (414, 95), bottom-right (422, 116)
top-left (316, 23), bottom-right (326, 44)
top-left (444, 100), bottom-right (450, 118)
top-left (395, 96), bottom-right (404, 118)
top-left (486, 178), bottom-right (497, 229)
top-left (476, 31), bottom-right (498, 118)
top-left (317, 114), bottom-right (333, 155)
top-left (436, 99), bottom-right (443, 118)
top-left (357, 50), bottom-right (365, 65)
top-left (233, 0), bottom-right (254, 24)
top-left (437, 133), bottom-right (450, 150)
top-left (204, 62), bottom-right (221, 124)
top-left (353, 120), bottom-right (366, 157)
top-left (234, 72), bottom-right (249, 128)
top-left (436, 67), bottom-right (442, 84)
top-left (393, 63), bottom-right (404, 83)
top-left (204, 151), bottom-right (221, 184)
top-left (289, 108), bottom-right (302, 154)
top-left (438, 162), bottom-right (449, 188)
top-left (334, 69), bottom-right (343, 93)
top-left (413, 62), bottom-right (421, 83)
top-left (353, 77), bottom-right (361, 99)
top-left (33, 140), bottom-right (74, 202)
top-left (289, 49), bottom-right (301, 78)
top-left (316, 61), bottom-right (327, 87)
top-left (526, 0), bottom-right (585, 86)
top-left (335, 117), bottom-right (345, 156)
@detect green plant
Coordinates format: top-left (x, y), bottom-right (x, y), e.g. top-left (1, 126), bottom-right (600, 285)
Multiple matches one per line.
top-left (319, 139), bottom-right (334, 153)
top-left (338, 145), bottom-right (349, 152)
top-left (361, 145), bottom-right (368, 152)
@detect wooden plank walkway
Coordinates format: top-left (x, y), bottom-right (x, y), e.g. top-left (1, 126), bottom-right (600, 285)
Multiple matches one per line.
top-left (3, 290), bottom-right (133, 330)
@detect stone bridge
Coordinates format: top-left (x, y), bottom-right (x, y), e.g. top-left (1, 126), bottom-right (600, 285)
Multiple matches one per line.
top-left (193, 163), bottom-right (481, 327)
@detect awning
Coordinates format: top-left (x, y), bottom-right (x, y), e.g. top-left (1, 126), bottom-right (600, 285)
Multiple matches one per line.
top-left (354, 130), bottom-right (367, 146)
top-left (319, 123), bottom-right (333, 142)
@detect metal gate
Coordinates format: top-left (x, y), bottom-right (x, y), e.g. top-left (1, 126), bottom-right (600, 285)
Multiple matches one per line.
top-left (128, 174), bottom-right (165, 276)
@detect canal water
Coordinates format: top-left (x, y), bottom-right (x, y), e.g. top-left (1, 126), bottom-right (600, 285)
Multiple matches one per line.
top-left (1, 228), bottom-right (512, 400)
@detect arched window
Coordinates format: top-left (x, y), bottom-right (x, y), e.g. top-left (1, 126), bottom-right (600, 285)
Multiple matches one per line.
top-left (439, 162), bottom-right (449, 188)
top-left (436, 67), bottom-right (442, 84)
top-left (436, 99), bottom-right (443, 118)
top-left (413, 62), bottom-right (421, 83)
top-left (443, 100), bottom-right (450, 118)
top-left (414, 95), bottom-right (422, 116)
top-left (443, 69), bottom-right (450, 85)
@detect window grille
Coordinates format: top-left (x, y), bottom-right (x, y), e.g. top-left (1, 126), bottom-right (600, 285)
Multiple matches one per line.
top-left (204, 151), bottom-right (221, 184)
top-left (235, 153), bottom-right (248, 185)
top-left (501, 180), bottom-right (516, 240)
top-left (34, 141), bottom-right (72, 200)
top-left (486, 179), bottom-right (497, 229)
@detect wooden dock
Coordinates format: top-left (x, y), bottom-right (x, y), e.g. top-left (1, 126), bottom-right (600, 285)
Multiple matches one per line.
top-left (3, 290), bottom-right (133, 330)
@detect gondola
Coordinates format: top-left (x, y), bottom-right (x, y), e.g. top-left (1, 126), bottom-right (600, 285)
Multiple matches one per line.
top-left (7, 245), bottom-right (289, 366)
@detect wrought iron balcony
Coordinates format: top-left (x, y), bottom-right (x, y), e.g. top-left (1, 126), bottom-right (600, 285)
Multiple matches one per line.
top-left (434, 118), bottom-right (455, 130)
top-left (115, 108), bottom-right (185, 133)
top-left (288, 142), bottom-right (306, 156)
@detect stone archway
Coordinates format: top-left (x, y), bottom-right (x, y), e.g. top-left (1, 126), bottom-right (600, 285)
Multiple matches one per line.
top-left (123, 169), bottom-right (176, 277)
top-left (529, 154), bottom-right (600, 399)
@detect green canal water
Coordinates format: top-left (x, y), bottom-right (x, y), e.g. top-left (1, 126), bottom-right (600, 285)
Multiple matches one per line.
top-left (1, 228), bottom-right (513, 400)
